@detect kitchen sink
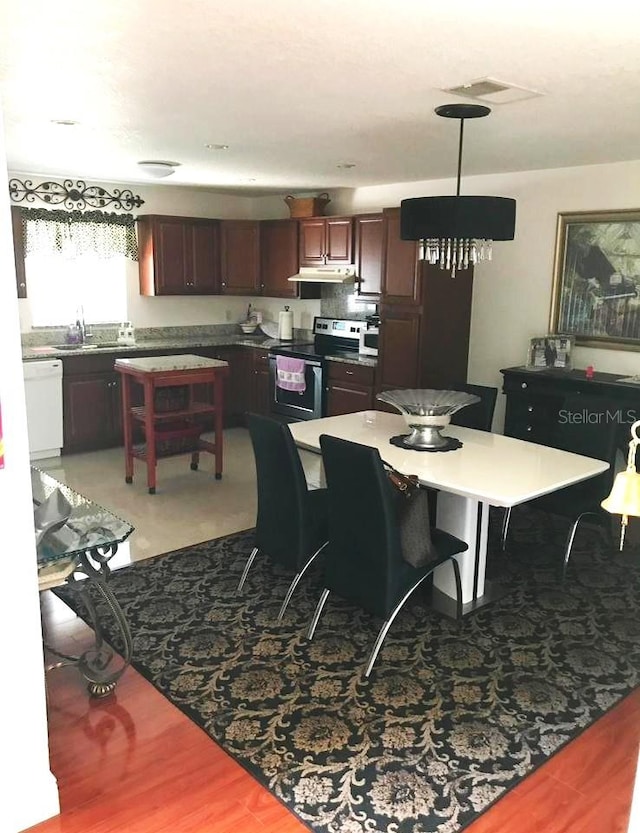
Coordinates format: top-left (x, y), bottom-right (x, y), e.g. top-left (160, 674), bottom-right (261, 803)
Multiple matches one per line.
top-left (52, 342), bottom-right (123, 350)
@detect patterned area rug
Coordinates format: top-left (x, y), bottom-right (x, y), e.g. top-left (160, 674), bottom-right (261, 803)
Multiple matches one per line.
top-left (55, 509), bottom-right (640, 833)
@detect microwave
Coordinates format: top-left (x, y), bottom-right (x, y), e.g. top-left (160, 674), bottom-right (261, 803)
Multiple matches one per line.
top-left (359, 325), bottom-right (379, 357)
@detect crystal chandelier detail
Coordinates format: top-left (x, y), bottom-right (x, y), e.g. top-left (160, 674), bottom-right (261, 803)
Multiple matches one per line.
top-left (400, 104), bottom-right (516, 277)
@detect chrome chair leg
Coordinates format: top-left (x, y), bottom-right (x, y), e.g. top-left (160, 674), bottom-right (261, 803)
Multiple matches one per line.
top-left (307, 588), bottom-right (330, 640)
top-left (277, 541), bottom-right (328, 621)
top-left (562, 512), bottom-right (597, 580)
top-left (364, 573), bottom-right (432, 678)
top-left (501, 507), bottom-right (512, 551)
top-left (237, 547), bottom-right (259, 592)
top-left (451, 557), bottom-right (463, 623)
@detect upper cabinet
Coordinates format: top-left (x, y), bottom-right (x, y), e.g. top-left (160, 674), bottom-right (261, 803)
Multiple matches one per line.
top-left (354, 213), bottom-right (385, 300)
top-left (138, 215), bottom-right (220, 296)
top-left (381, 207), bottom-right (421, 306)
top-left (220, 220), bottom-right (261, 295)
top-left (11, 206), bottom-right (27, 298)
top-left (259, 219), bottom-right (299, 298)
top-left (299, 216), bottom-right (353, 266)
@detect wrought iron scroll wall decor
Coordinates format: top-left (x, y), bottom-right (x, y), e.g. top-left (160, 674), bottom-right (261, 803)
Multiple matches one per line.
top-left (9, 178), bottom-right (145, 211)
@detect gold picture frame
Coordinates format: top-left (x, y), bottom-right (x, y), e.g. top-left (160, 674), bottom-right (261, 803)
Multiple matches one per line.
top-left (549, 209), bottom-right (640, 350)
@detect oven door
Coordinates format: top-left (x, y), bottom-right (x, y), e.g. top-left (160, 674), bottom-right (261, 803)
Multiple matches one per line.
top-left (268, 355), bottom-right (324, 421)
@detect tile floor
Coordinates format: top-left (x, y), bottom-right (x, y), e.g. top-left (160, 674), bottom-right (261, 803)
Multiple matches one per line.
top-left (39, 427), bottom-right (324, 566)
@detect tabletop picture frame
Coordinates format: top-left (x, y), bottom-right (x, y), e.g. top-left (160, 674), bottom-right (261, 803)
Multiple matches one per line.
top-left (549, 209), bottom-right (640, 350)
top-left (527, 335), bottom-right (574, 370)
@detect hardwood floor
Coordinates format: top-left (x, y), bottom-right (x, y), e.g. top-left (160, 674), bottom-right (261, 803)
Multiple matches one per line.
top-left (25, 441), bottom-right (640, 833)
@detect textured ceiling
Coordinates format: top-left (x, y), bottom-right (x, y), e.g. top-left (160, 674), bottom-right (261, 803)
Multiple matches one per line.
top-left (1, 0), bottom-right (639, 195)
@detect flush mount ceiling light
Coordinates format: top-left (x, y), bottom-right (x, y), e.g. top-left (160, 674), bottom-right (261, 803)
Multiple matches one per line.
top-left (400, 104), bottom-right (516, 276)
top-left (137, 160), bottom-right (180, 178)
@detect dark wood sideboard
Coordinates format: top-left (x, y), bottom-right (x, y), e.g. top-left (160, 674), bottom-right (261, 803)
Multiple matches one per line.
top-left (500, 366), bottom-right (640, 451)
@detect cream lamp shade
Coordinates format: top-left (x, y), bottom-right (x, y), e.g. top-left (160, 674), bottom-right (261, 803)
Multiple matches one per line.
top-left (601, 419), bottom-right (640, 550)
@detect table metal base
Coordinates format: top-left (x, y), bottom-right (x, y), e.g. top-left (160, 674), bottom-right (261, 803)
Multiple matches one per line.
top-left (42, 544), bottom-right (133, 698)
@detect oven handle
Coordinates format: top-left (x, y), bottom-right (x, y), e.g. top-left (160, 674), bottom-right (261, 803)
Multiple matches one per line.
top-left (268, 354), bottom-right (323, 368)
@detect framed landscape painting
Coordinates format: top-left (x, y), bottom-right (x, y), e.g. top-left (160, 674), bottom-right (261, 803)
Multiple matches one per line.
top-left (549, 209), bottom-right (640, 349)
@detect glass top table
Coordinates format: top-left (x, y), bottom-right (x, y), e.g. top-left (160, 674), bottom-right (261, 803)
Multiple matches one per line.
top-left (33, 467), bottom-right (135, 697)
top-left (33, 467), bottom-right (133, 566)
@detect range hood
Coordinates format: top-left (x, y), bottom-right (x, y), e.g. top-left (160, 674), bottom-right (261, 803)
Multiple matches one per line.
top-left (288, 266), bottom-right (357, 284)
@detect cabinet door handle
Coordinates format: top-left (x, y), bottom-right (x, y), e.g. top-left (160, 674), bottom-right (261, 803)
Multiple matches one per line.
top-left (527, 406), bottom-right (534, 413)
top-left (345, 370), bottom-right (354, 376)
top-left (526, 425), bottom-right (532, 432)
top-left (521, 382), bottom-right (528, 389)
top-left (221, 281), bottom-right (227, 288)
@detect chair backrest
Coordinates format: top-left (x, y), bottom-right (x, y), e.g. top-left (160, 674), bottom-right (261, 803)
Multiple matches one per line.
top-left (551, 393), bottom-right (620, 498)
top-left (319, 433), bottom-right (418, 618)
top-left (246, 412), bottom-right (312, 569)
top-left (449, 382), bottom-right (498, 431)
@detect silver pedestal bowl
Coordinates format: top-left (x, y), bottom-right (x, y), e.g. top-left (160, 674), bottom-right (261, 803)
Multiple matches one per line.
top-left (376, 389), bottom-right (481, 449)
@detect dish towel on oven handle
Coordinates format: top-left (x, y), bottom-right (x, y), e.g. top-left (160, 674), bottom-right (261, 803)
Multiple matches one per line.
top-left (275, 355), bottom-right (306, 393)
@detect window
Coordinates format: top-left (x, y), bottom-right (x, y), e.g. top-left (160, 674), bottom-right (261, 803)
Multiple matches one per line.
top-left (19, 208), bottom-right (137, 327)
top-left (25, 252), bottom-right (128, 326)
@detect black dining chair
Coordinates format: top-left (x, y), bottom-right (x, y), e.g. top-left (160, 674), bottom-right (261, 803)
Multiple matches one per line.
top-left (501, 393), bottom-right (619, 578)
top-left (237, 413), bottom-right (329, 619)
top-left (307, 434), bottom-right (468, 677)
top-left (449, 382), bottom-right (498, 432)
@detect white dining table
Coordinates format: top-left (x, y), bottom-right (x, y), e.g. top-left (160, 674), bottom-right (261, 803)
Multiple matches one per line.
top-left (289, 411), bottom-right (610, 615)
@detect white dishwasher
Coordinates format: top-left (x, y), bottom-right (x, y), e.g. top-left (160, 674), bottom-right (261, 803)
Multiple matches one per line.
top-left (22, 359), bottom-right (64, 460)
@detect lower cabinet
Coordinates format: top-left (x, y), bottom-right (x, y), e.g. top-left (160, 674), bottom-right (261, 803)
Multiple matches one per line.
top-left (63, 371), bottom-right (123, 453)
top-left (234, 348), bottom-right (272, 422)
top-left (326, 361), bottom-right (376, 416)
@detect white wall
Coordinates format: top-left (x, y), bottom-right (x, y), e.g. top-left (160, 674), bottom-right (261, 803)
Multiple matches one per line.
top-left (1, 135), bottom-right (60, 827)
top-left (320, 159), bottom-right (640, 428)
top-left (14, 176), bottom-right (320, 333)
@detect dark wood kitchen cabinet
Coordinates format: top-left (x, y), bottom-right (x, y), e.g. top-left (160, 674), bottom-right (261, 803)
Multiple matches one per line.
top-left (235, 348), bottom-right (271, 421)
top-left (137, 215), bottom-right (220, 296)
top-left (380, 207), bottom-right (421, 306)
top-left (326, 361), bottom-right (376, 416)
top-left (11, 206), bottom-right (27, 298)
top-left (63, 371), bottom-right (123, 453)
top-left (377, 206), bottom-right (474, 394)
top-left (259, 219), bottom-right (300, 298)
top-left (220, 220), bottom-right (260, 295)
top-left (190, 346), bottom-right (241, 426)
top-left (354, 213), bottom-right (385, 300)
top-left (299, 216), bottom-right (353, 266)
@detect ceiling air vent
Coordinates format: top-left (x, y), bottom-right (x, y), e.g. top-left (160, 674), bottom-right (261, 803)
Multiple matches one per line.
top-left (444, 77), bottom-right (543, 104)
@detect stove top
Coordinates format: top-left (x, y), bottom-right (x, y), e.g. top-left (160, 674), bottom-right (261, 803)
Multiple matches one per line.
top-left (268, 316), bottom-right (367, 362)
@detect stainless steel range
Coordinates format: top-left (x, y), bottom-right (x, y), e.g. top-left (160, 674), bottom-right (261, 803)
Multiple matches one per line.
top-left (269, 316), bottom-right (366, 421)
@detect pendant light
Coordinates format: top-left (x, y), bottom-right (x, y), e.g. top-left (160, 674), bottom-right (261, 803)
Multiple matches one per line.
top-left (400, 104), bottom-right (516, 276)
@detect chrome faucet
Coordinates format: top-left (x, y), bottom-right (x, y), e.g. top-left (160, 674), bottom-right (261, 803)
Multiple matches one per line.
top-left (76, 305), bottom-right (92, 343)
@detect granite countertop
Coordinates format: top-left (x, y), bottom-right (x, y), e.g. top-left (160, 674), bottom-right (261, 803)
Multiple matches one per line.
top-left (22, 334), bottom-right (378, 368)
top-left (114, 354), bottom-right (229, 373)
top-left (21, 334), bottom-right (295, 361)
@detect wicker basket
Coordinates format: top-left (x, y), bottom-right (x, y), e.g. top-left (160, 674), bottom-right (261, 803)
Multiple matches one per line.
top-left (284, 192), bottom-right (331, 218)
top-left (142, 421), bottom-right (202, 457)
top-left (154, 385), bottom-right (189, 413)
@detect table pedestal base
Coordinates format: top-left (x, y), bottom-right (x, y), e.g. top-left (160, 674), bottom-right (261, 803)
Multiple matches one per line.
top-left (434, 493), bottom-right (495, 616)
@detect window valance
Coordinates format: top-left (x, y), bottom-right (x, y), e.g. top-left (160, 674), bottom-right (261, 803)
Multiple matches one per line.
top-left (20, 207), bottom-right (138, 261)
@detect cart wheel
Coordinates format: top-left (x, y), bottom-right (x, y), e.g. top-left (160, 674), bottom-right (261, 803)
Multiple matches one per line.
top-left (149, 487), bottom-right (156, 495)
top-left (215, 473), bottom-right (222, 480)
top-left (190, 462), bottom-right (198, 471)
top-left (125, 476), bottom-right (133, 484)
